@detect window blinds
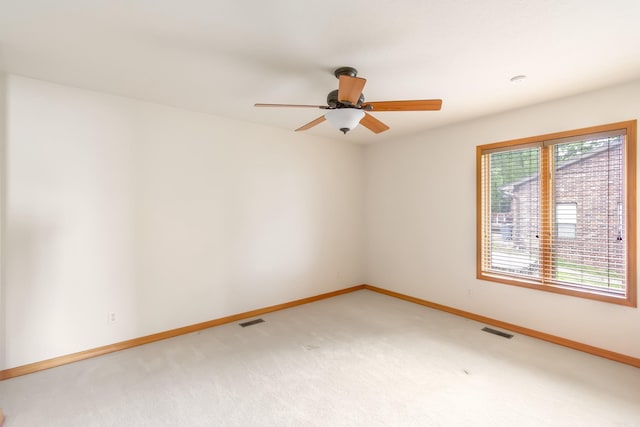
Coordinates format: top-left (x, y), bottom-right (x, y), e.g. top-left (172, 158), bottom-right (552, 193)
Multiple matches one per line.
top-left (550, 136), bottom-right (625, 293)
top-left (480, 132), bottom-right (627, 295)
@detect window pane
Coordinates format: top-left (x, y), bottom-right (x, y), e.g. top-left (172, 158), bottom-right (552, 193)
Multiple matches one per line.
top-left (556, 203), bottom-right (577, 238)
top-left (552, 137), bottom-right (625, 293)
top-left (556, 223), bottom-right (576, 239)
top-left (485, 147), bottom-right (540, 278)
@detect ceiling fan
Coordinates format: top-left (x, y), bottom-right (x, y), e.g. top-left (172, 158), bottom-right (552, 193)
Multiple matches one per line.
top-left (255, 67), bottom-right (442, 135)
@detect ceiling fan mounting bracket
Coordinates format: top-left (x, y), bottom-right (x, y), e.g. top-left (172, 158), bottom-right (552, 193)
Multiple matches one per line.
top-left (334, 66), bottom-right (358, 79)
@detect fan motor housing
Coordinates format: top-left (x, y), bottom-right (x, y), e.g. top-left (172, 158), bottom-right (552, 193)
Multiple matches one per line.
top-left (327, 89), bottom-right (364, 109)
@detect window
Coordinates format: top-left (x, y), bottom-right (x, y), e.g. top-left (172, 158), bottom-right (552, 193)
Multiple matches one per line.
top-left (555, 203), bottom-right (577, 239)
top-left (477, 120), bottom-right (637, 306)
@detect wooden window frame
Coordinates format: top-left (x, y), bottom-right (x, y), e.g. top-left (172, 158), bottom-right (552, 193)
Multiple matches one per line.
top-left (476, 120), bottom-right (637, 307)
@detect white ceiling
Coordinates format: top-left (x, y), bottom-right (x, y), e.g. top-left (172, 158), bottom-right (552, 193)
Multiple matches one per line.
top-left (1, 0), bottom-right (640, 143)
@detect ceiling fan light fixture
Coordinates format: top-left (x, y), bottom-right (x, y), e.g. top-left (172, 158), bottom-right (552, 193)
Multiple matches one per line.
top-left (325, 108), bottom-right (365, 134)
top-left (256, 67), bottom-right (440, 135)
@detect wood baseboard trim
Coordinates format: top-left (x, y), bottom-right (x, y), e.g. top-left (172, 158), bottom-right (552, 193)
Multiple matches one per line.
top-left (0, 285), bottom-right (366, 380)
top-left (2, 283), bottom-right (637, 380)
top-left (363, 284), bottom-right (640, 368)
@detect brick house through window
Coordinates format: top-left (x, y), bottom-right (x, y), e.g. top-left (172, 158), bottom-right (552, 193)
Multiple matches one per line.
top-left (500, 139), bottom-right (624, 283)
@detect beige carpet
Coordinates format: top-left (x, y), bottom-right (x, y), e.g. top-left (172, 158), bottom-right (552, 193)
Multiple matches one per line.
top-left (1, 290), bottom-right (639, 426)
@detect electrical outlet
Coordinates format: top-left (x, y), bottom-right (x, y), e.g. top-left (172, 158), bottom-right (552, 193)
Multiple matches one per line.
top-left (108, 312), bottom-right (117, 323)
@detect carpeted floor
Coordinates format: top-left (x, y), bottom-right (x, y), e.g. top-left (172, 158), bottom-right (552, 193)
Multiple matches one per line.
top-left (1, 290), bottom-right (639, 426)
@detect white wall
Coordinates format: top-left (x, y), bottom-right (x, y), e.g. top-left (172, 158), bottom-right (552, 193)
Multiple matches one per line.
top-left (365, 79), bottom-right (640, 358)
top-left (0, 73), bottom-right (7, 370)
top-left (2, 75), bottom-right (365, 369)
top-left (4, 74), bottom-right (640, 371)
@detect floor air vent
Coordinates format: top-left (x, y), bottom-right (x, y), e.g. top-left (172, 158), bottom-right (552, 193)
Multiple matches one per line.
top-left (482, 327), bottom-right (513, 339)
top-left (239, 318), bottom-right (265, 327)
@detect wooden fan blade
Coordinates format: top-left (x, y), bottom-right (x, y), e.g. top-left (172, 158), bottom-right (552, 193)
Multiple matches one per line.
top-left (338, 75), bottom-right (367, 105)
top-left (255, 103), bottom-right (327, 109)
top-left (362, 99), bottom-right (442, 111)
top-left (295, 115), bottom-right (326, 132)
top-left (360, 112), bottom-right (390, 134)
